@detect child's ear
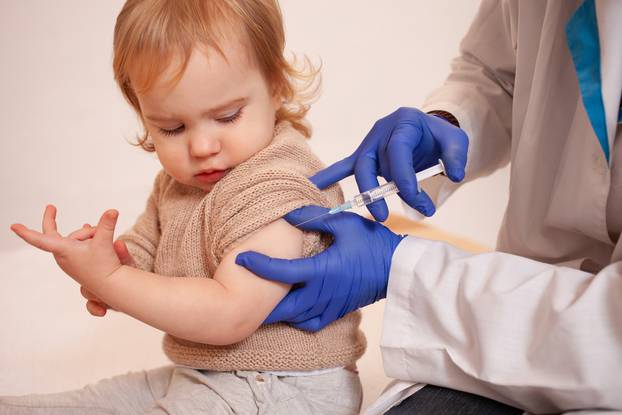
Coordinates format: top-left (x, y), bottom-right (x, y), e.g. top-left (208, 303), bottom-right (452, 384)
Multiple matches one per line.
top-left (272, 95), bottom-right (283, 111)
top-left (270, 84), bottom-right (284, 111)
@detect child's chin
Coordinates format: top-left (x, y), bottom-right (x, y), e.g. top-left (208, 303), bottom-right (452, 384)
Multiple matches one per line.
top-left (194, 182), bottom-right (217, 192)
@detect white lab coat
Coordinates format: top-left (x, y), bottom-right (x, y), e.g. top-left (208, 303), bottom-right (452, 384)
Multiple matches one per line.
top-left (368, 1), bottom-right (622, 414)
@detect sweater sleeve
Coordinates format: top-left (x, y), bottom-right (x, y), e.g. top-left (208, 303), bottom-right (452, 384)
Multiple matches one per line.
top-left (117, 171), bottom-right (164, 272)
top-left (192, 128), bottom-right (342, 274)
top-left (204, 166), bottom-right (342, 275)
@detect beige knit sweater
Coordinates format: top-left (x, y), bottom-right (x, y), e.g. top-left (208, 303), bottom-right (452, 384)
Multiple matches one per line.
top-left (119, 122), bottom-right (366, 371)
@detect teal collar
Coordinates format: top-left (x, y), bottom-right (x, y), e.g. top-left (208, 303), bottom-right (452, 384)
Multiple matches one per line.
top-left (566, 0), bottom-right (610, 162)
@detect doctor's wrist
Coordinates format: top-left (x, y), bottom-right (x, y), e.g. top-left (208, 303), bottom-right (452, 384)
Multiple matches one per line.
top-left (427, 110), bottom-right (460, 128)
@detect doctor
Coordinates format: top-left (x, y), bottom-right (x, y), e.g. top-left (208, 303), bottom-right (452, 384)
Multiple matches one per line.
top-left (235, 1), bottom-right (622, 414)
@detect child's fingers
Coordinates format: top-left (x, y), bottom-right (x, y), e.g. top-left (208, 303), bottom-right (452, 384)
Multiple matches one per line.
top-left (80, 286), bottom-right (105, 303)
top-left (42, 205), bottom-right (60, 236)
top-left (80, 285), bottom-right (98, 301)
top-left (10, 224), bottom-right (63, 252)
top-left (93, 210), bottom-right (119, 244)
top-left (80, 286), bottom-right (113, 310)
top-left (113, 239), bottom-right (135, 267)
top-left (68, 225), bottom-right (97, 241)
top-left (86, 300), bottom-right (107, 317)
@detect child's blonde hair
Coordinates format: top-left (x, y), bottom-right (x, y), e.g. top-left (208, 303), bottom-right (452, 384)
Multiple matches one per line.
top-left (113, 0), bottom-right (319, 152)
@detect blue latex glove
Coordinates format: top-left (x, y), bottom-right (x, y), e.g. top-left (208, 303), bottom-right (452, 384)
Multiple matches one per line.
top-left (312, 107), bottom-right (468, 221)
top-left (235, 205), bottom-right (405, 332)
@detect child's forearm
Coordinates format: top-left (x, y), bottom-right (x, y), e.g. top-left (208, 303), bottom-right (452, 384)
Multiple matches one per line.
top-left (94, 266), bottom-right (250, 345)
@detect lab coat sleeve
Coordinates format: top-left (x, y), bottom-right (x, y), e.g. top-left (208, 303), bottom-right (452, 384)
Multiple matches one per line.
top-left (381, 236), bottom-right (622, 413)
top-left (417, 0), bottom-right (516, 208)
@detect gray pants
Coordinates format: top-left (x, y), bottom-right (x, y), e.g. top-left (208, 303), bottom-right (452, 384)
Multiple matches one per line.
top-left (0, 365), bottom-right (362, 415)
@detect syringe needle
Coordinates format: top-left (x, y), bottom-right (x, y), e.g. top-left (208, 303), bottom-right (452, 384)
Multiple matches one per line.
top-left (292, 210), bottom-right (333, 228)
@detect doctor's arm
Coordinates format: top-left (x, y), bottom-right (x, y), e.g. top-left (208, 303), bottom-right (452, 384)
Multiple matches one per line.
top-left (413, 0), bottom-right (517, 213)
top-left (422, 0), bottom-right (516, 178)
top-left (237, 208), bottom-right (622, 412)
top-left (309, 1), bottom-right (517, 224)
top-left (382, 236), bottom-right (622, 413)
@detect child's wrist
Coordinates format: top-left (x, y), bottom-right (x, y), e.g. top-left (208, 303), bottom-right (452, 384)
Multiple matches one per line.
top-left (90, 264), bottom-right (127, 305)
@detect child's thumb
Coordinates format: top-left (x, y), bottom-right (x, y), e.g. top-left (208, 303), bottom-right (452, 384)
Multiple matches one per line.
top-left (94, 209), bottom-right (118, 243)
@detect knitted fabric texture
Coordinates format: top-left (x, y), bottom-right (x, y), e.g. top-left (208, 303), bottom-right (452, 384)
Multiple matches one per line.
top-left (119, 122), bottom-right (366, 371)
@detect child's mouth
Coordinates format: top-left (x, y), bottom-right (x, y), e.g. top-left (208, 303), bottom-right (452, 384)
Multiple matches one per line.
top-left (195, 169), bottom-right (229, 183)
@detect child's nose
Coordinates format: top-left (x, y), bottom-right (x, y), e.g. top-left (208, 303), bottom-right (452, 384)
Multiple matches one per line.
top-left (189, 131), bottom-right (221, 158)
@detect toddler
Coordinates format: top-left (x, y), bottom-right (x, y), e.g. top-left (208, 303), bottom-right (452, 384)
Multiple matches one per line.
top-left (3, 0), bottom-right (365, 414)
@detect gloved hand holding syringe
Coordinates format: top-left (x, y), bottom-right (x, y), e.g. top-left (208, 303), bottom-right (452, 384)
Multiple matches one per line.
top-left (294, 159), bottom-right (446, 227)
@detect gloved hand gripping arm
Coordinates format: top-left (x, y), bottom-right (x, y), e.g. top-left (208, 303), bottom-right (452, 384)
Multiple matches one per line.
top-left (236, 205), bottom-right (404, 331)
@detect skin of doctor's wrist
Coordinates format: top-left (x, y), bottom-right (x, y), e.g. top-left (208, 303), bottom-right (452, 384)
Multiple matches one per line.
top-left (426, 110), bottom-right (461, 128)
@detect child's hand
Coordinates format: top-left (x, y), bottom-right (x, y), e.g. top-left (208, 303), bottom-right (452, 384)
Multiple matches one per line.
top-left (10, 205), bottom-right (123, 293)
top-left (78, 237), bottom-right (136, 317)
top-left (65, 223), bottom-right (113, 316)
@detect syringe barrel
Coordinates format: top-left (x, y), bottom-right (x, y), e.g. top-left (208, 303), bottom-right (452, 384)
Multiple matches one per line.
top-left (352, 181), bottom-right (399, 208)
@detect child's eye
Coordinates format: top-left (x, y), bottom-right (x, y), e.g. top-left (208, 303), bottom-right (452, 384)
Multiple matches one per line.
top-left (217, 108), bottom-right (243, 124)
top-left (159, 125), bottom-right (185, 136)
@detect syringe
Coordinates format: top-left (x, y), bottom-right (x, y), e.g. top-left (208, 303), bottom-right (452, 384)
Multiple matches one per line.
top-left (329, 159), bottom-right (446, 214)
top-left (294, 159), bottom-right (446, 228)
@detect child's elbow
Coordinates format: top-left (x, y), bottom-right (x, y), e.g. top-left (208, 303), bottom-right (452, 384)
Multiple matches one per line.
top-left (209, 324), bottom-right (258, 346)
top-left (196, 310), bottom-right (262, 346)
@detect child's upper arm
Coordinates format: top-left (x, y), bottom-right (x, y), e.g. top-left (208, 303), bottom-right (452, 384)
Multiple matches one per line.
top-left (211, 218), bottom-right (304, 339)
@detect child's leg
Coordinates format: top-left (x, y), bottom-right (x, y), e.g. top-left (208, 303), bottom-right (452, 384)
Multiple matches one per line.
top-left (143, 367), bottom-right (257, 414)
top-left (0, 365), bottom-right (174, 415)
top-left (143, 367), bottom-right (362, 415)
top-left (268, 368), bottom-right (363, 415)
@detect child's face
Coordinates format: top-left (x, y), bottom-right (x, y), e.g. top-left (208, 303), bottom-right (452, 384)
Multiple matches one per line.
top-left (135, 38), bottom-right (281, 191)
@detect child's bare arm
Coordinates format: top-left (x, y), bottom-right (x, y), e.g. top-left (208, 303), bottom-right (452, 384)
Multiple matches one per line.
top-left (12, 205), bottom-right (302, 345)
top-left (94, 218), bottom-right (302, 345)
top-left (211, 218), bottom-right (303, 340)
